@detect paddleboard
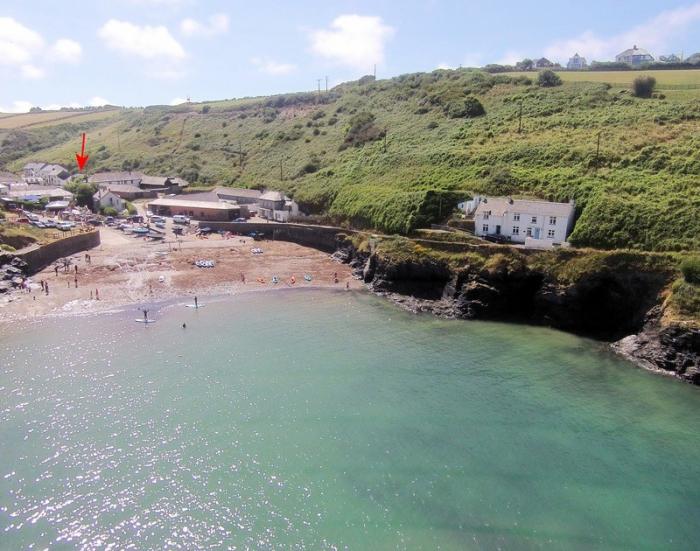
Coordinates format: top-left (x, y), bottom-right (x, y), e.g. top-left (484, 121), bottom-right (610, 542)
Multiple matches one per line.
top-left (135, 319), bottom-right (157, 323)
top-left (185, 304), bottom-right (205, 308)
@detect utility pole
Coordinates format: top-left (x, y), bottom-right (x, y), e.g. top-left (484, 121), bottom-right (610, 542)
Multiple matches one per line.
top-left (383, 130), bottom-right (387, 153)
top-left (316, 79), bottom-right (322, 102)
top-left (518, 100), bottom-right (523, 133)
top-left (279, 160), bottom-right (284, 181)
top-left (594, 131), bottom-right (602, 172)
top-left (325, 76), bottom-right (328, 93)
top-left (373, 64), bottom-right (377, 79)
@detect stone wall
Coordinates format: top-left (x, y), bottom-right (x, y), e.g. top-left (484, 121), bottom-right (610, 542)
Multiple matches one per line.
top-left (17, 231), bottom-right (101, 273)
top-left (202, 222), bottom-right (356, 252)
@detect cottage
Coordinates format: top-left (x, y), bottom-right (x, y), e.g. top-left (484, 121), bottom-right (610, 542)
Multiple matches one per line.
top-left (473, 197), bottom-right (575, 248)
top-left (535, 57), bottom-right (554, 68)
top-left (93, 189), bottom-right (127, 213)
top-left (39, 164), bottom-right (70, 187)
top-left (23, 162), bottom-right (46, 182)
top-left (88, 171), bottom-right (143, 188)
top-left (567, 53), bottom-right (587, 70)
top-left (104, 184), bottom-right (156, 201)
top-left (616, 45), bottom-right (654, 67)
top-left (148, 197), bottom-right (246, 221)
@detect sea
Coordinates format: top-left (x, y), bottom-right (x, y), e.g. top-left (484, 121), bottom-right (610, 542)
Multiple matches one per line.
top-left (1, 289), bottom-right (699, 550)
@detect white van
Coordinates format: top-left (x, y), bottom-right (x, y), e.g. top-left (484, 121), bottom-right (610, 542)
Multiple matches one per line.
top-left (173, 215), bottom-right (190, 225)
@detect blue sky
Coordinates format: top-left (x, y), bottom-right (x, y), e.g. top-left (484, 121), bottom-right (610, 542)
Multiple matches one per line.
top-left (1, 0), bottom-right (699, 112)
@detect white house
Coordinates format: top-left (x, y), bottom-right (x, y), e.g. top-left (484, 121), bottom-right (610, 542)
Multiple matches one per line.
top-left (93, 189), bottom-right (126, 213)
top-left (615, 45), bottom-right (654, 67)
top-left (473, 197), bottom-right (576, 247)
top-left (257, 190), bottom-right (299, 222)
top-left (23, 162), bottom-right (46, 182)
top-left (567, 53), bottom-right (587, 70)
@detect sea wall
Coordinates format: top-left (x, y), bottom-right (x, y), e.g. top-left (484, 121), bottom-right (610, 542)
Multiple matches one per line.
top-left (16, 231), bottom-right (101, 273)
top-left (203, 222), bottom-right (355, 253)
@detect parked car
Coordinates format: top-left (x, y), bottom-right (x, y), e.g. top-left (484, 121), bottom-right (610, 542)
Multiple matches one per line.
top-left (57, 222), bottom-right (73, 231)
top-left (43, 220), bottom-right (57, 228)
top-left (173, 215), bottom-right (190, 225)
top-left (105, 216), bottom-right (115, 225)
top-left (87, 218), bottom-right (103, 226)
top-left (234, 217), bottom-right (247, 223)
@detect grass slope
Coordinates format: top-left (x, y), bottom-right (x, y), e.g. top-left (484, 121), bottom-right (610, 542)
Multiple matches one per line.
top-left (1, 69), bottom-right (699, 251)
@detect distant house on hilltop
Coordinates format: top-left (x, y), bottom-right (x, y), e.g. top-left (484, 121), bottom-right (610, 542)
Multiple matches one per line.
top-left (659, 53), bottom-right (682, 63)
top-left (535, 57), bottom-right (555, 68)
top-left (567, 53), bottom-right (587, 70)
top-left (616, 45), bottom-right (654, 67)
top-left (473, 196), bottom-right (575, 248)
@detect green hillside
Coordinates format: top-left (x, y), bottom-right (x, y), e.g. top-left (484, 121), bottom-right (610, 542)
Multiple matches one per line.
top-left (1, 69), bottom-right (699, 251)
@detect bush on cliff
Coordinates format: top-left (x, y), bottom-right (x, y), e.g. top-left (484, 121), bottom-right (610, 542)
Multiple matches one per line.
top-left (681, 257), bottom-right (700, 284)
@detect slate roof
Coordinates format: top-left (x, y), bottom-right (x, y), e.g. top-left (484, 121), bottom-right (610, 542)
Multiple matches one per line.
top-left (475, 197), bottom-right (574, 218)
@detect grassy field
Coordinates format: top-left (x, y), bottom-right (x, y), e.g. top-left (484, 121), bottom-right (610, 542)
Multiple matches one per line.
top-left (504, 69), bottom-right (700, 90)
top-left (0, 109), bottom-right (121, 130)
top-left (1, 68), bottom-right (698, 251)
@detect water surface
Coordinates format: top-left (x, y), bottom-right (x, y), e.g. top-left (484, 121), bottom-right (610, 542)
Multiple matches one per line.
top-left (1, 290), bottom-right (699, 549)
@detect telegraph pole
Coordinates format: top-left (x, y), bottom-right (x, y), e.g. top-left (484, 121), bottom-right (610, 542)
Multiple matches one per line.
top-left (325, 76), bottom-right (328, 92)
top-left (316, 79), bottom-right (322, 102)
top-left (279, 160), bottom-right (284, 181)
top-left (518, 100), bottom-right (523, 133)
top-left (594, 131), bottom-right (602, 172)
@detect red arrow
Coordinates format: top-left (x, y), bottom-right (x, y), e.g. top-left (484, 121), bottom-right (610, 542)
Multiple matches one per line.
top-left (75, 133), bottom-right (89, 171)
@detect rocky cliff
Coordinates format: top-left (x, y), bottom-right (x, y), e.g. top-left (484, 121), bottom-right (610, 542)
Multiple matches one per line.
top-left (343, 245), bottom-right (699, 384)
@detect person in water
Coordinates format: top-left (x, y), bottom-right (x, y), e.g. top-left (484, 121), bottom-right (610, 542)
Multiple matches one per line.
top-left (194, 296), bottom-right (198, 308)
top-left (182, 323), bottom-right (187, 329)
top-left (143, 309), bottom-right (149, 322)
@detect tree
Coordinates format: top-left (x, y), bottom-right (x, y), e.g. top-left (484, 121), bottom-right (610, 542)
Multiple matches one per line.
top-left (68, 182), bottom-right (97, 207)
top-left (537, 69), bottom-right (562, 87)
top-left (516, 58), bottom-right (534, 71)
top-left (445, 96), bottom-right (485, 119)
top-left (632, 76), bottom-right (656, 98)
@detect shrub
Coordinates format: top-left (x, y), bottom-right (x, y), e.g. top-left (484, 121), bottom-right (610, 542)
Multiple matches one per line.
top-left (201, 105), bottom-right (211, 114)
top-left (445, 96), bottom-right (485, 118)
top-left (102, 206), bottom-right (118, 217)
top-left (680, 257), bottom-right (700, 284)
top-left (632, 76), bottom-right (656, 98)
top-left (125, 202), bottom-right (137, 215)
top-left (537, 70), bottom-right (562, 87)
top-left (341, 111), bottom-right (384, 149)
top-left (426, 121), bottom-right (439, 129)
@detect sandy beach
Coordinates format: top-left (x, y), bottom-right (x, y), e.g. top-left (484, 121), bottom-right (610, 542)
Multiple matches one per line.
top-left (0, 226), bottom-right (359, 323)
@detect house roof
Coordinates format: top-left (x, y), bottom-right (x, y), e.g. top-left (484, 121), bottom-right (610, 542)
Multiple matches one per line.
top-left (40, 164), bottom-right (69, 178)
top-left (214, 187), bottom-right (262, 199)
top-left (7, 187), bottom-right (73, 199)
top-left (140, 175), bottom-right (171, 187)
top-left (617, 45), bottom-right (652, 58)
top-left (105, 184), bottom-right (143, 194)
top-left (149, 197), bottom-right (241, 210)
top-left (88, 171), bottom-right (144, 184)
top-left (260, 191), bottom-right (285, 201)
top-left (475, 197), bottom-right (574, 218)
top-left (24, 162), bottom-right (46, 171)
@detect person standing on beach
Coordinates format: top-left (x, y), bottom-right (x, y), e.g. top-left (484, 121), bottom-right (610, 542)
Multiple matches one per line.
top-left (74, 275), bottom-right (78, 288)
top-left (45, 282), bottom-right (49, 295)
top-left (95, 289), bottom-right (99, 300)
top-left (54, 265), bottom-right (59, 277)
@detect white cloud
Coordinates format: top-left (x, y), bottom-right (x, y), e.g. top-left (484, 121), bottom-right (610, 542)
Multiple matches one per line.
top-left (89, 96), bottom-right (111, 107)
top-left (0, 17), bottom-right (44, 66)
top-left (21, 64), bottom-right (45, 79)
top-left (0, 100), bottom-right (34, 113)
top-left (98, 19), bottom-right (186, 60)
top-left (544, 3), bottom-right (700, 62)
top-left (251, 57), bottom-right (297, 75)
top-left (180, 13), bottom-right (229, 37)
top-left (310, 14), bottom-right (394, 70)
top-left (170, 97), bottom-right (187, 105)
top-left (496, 50), bottom-right (525, 66)
top-left (50, 39), bottom-right (82, 63)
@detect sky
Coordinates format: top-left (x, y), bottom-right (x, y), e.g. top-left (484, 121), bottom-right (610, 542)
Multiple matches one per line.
top-left (1, 0), bottom-right (700, 112)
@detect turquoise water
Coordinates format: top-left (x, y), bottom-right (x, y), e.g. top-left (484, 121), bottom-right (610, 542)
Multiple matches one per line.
top-left (1, 290), bottom-right (699, 549)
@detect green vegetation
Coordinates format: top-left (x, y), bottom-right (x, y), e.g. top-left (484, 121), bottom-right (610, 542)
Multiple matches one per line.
top-left (681, 257), bottom-right (700, 284)
top-left (632, 76), bottom-right (656, 98)
top-left (669, 279), bottom-right (700, 319)
top-left (1, 69), bottom-right (699, 251)
top-left (537, 70), bottom-right (562, 88)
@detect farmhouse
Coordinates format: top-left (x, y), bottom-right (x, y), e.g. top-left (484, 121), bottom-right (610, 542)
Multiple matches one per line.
top-left (567, 53), bottom-right (587, 70)
top-left (473, 197), bottom-right (575, 248)
top-left (616, 45), bottom-right (654, 67)
top-left (93, 189), bottom-right (127, 213)
top-left (148, 197), bottom-right (246, 222)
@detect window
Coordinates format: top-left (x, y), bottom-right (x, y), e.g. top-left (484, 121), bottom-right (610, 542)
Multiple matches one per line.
top-left (483, 213), bottom-right (489, 220)
top-left (549, 216), bottom-right (557, 225)
top-left (513, 213), bottom-right (520, 221)
top-left (482, 224), bottom-right (489, 233)
top-left (512, 226), bottom-right (520, 235)
top-left (548, 229), bottom-right (556, 238)
top-left (526, 227), bottom-right (532, 237)
top-left (531, 216), bottom-right (537, 224)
